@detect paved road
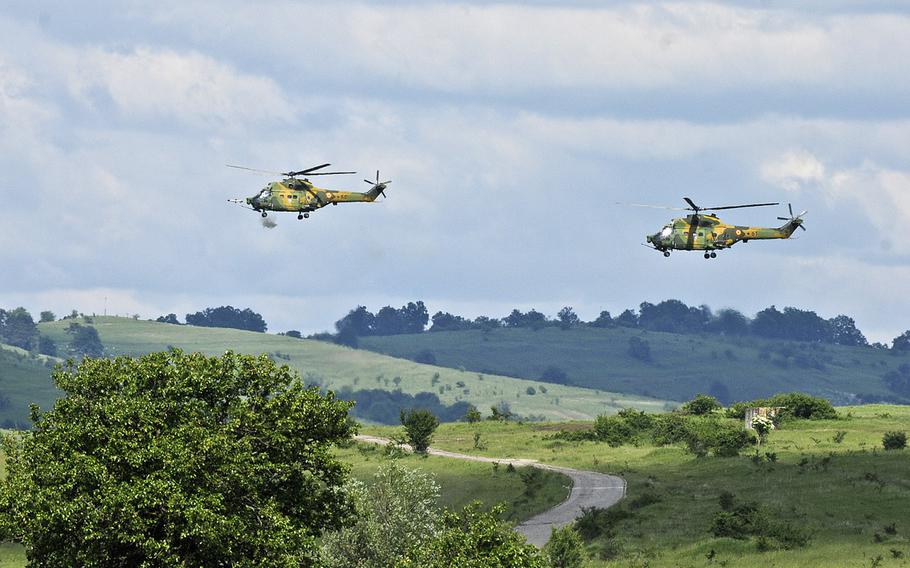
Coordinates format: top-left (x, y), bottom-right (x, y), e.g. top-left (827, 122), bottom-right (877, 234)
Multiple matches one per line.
top-left (353, 435), bottom-right (626, 547)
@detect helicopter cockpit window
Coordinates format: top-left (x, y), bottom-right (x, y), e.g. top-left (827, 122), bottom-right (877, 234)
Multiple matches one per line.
top-left (258, 188), bottom-right (271, 199)
top-left (660, 226), bottom-right (673, 238)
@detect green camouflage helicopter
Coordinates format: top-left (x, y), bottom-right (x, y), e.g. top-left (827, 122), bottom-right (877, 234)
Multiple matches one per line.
top-left (227, 163), bottom-right (390, 220)
top-left (634, 198), bottom-right (807, 259)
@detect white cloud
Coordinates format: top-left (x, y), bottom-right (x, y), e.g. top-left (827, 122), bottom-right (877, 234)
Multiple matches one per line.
top-left (760, 150), bottom-right (827, 191)
top-left (65, 47), bottom-right (295, 126)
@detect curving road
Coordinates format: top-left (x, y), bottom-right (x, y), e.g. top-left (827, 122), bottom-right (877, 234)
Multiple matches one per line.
top-left (353, 435), bottom-right (626, 547)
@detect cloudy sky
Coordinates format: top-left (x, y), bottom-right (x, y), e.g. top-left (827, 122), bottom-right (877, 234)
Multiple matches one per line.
top-left (2, 1), bottom-right (909, 342)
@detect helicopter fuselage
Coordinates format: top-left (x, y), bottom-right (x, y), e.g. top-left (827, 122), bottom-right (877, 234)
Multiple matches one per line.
top-left (246, 178), bottom-right (383, 215)
top-left (646, 214), bottom-right (802, 253)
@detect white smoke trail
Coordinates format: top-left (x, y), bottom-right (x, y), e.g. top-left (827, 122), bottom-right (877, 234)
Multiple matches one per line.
top-left (260, 216), bottom-right (278, 229)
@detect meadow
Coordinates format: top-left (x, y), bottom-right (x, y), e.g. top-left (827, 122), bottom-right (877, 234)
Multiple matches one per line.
top-left (360, 326), bottom-right (902, 404)
top-left (362, 404), bottom-right (910, 567)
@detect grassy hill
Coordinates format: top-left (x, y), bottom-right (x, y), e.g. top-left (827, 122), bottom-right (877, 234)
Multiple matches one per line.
top-left (363, 404), bottom-right (910, 567)
top-left (358, 326), bottom-right (904, 404)
top-left (0, 345), bottom-right (61, 428)
top-left (28, 317), bottom-right (669, 422)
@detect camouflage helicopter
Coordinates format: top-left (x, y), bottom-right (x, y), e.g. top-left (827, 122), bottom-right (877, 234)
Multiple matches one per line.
top-left (634, 198), bottom-right (807, 259)
top-left (227, 163), bottom-right (390, 220)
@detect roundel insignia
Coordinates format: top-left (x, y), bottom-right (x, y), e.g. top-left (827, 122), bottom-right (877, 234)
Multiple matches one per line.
top-left (325, 192), bottom-right (333, 199)
top-left (735, 230), bottom-right (742, 235)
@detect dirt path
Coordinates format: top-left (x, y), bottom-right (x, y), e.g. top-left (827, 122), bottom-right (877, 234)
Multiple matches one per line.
top-left (353, 435), bottom-right (626, 547)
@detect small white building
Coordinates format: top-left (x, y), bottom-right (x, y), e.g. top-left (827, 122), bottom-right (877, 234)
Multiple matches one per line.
top-left (744, 407), bottom-right (785, 430)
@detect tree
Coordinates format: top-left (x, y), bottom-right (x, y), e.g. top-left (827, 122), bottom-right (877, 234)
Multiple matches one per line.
top-left (66, 322), bottom-right (104, 358)
top-left (335, 306), bottom-right (375, 337)
top-left (627, 336), bottom-right (652, 362)
top-left (614, 309), bottom-right (638, 328)
top-left (464, 405), bottom-right (482, 423)
top-left (400, 408), bottom-right (440, 453)
top-left (398, 503), bottom-right (544, 568)
top-left (321, 463), bottom-right (440, 568)
top-left (430, 311), bottom-right (471, 332)
top-left (155, 313), bottom-right (180, 325)
top-left (638, 300), bottom-right (708, 334)
top-left (882, 431), bottom-right (907, 450)
top-left (893, 330), bottom-right (910, 353)
top-left (37, 335), bottom-right (57, 357)
top-left (185, 306), bottom-right (267, 332)
top-left (1, 307), bottom-right (38, 350)
top-left (0, 350), bottom-right (356, 566)
top-left (590, 310), bottom-right (613, 328)
top-left (39, 311), bottom-right (56, 323)
top-left (708, 308), bottom-right (749, 336)
top-left (414, 349), bottom-right (437, 364)
top-left (682, 394), bottom-right (722, 416)
top-left (334, 326), bottom-right (359, 348)
top-left (543, 525), bottom-right (585, 568)
top-left (828, 315), bottom-right (867, 346)
top-left (284, 330), bottom-right (302, 339)
top-left (556, 306), bottom-right (579, 330)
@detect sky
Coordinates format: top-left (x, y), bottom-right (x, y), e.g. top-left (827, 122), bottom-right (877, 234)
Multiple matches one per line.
top-left (1, 1), bottom-right (909, 343)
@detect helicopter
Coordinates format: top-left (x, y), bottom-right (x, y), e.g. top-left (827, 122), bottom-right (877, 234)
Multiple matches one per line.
top-left (227, 163), bottom-right (390, 220)
top-left (633, 198), bottom-right (807, 259)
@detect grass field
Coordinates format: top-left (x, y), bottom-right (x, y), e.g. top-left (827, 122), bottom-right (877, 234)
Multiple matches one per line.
top-left (359, 326), bottom-right (904, 404)
top-left (362, 404), bottom-right (910, 567)
top-left (30, 317), bottom-right (670, 421)
top-left (337, 441), bottom-right (571, 523)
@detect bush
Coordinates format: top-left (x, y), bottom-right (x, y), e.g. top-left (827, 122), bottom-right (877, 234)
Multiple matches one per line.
top-left (414, 349), bottom-right (437, 365)
top-left (883, 431), bottom-right (907, 450)
top-left (726, 393), bottom-right (836, 421)
top-left (543, 525), bottom-right (585, 568)
top-left (651, 414), bottom-right (690, 446)
top-left (593, 415), bottom-right (635, 447)
top-left (574, 506), bottom-right (631, 541)
top-left (685, 417), bottom-right (753, 457)
top-left (682, 394), bottom-right (721, 415)
top-left (400, 408), bottom-right (440, 453)
top-left (464, 405), bottom-right (482, 423)
top-left (711, 501), bottom-right (809, 550)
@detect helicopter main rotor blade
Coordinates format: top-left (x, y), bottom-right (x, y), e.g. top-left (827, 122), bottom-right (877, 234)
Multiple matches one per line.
top-left (701, 202), bottom-right (779, 211)
top-left (617, 202), bottom-right (690, 211)
top-left (789, 203), bottom-right (794, 217)
top-left (299, 171), bottom-right (356, 176)
top-left (683, 197), bottom-right (700, 211)
top-left (226, 164), bottom-right (284, 176)
top-left (285, 163), bottom-right (332, 176)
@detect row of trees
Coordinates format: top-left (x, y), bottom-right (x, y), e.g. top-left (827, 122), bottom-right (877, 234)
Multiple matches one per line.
top-left (157, 305), bottom-right (268, 332)
top-left (0, 307), bottom-right (102, 357)
top-left (331, 299), bottom-right (910, 350)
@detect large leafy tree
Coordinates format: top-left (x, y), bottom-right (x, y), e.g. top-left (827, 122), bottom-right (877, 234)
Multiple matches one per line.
top-left (0, 307), bottom-right (38, 350)
top-left (0, 350), bottom-right (355, 567)
top-left (185, 306), bottom-right (267, 332)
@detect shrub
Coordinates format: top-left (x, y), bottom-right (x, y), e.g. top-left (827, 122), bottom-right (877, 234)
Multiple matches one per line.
top-left (414, 349), bottom-right (437, 365)
top-left (711, 501), bottom-right (809, 550)
top-left (464, 405), bottom-right (482, 423)
top-left (543, 525), bottom-right (585, 568)
top-left (526, 386), bottom-right (536, 395)
top-left (883, 431), bottom-right (907, 450)
top-left (652, 413), bottom-right (690, 446)
top-left (400, 409), bottom-right (440, 453)
top-left (685, 417), bottom-right (753, 457)
top-left (766, 392), bottom-right (837, 420)
top-left (574, 506), bottom-right (631, 541)
top-left (593, 415), bottom-right (635, 447)
top-left (682, 394), bottom-right (722, 415)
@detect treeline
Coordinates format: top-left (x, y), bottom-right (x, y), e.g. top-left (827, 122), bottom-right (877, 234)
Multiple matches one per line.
top-left (156, 305), bottom-right (268, 332)
top-left (0, 307), bottom-right (103, 357)
top-left (328, 298), bottom-right (910, 351)
top-left (336, 387), bottom-right (471, 425)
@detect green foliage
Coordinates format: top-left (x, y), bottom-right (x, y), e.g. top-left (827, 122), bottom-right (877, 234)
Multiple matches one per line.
top-left (593, 415), bottom-right (635, 447)
top-left (882, 431), bottom-right (906, 450)
top-left (38, 311), bottom-right (55, 323)
top-left (651, 413), bottom-right (690, 446)
top-left (556, 307), bottom-right (579, 330)
top-left (726, 392), bottom-right (837, 421)
top-left (574, 506), bottom-right (631, 541)
top-left (321, 463), bottom-right (440, 568)
top-left (185, 305), bottom-right (267, 332)
top-left (398, 502), bottom-right (544, 567)
top-left (627, 336), bottom-right (652, 362)
top-left (711, 500), bottom-right (810, 550)
top-left (542, 525), bottom-right (585, 568)
top-left (685, 417), bottom-right (754, 457)
top-left (0, 350), bottom-right (355, 566)
top-left (400, 408), bottom-right (440, 453)
top-left (155, 313), bottom-right (180, 325)
top-left (682, 394), bottom-right (722, 415)
top-left (414, 348), bottom-right (437, 364)
top-left (465, 404), bottom-right (482, 423)
top-left (36, 335), bottom-right (57, 357)
top-left (65, 322), bottom-right (104, 358)
top-left (0, 308), bottom-right (38, 351)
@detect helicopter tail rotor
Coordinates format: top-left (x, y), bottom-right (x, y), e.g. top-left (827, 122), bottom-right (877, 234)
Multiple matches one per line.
top-left (364, 170), bottom-right (391, 199)
top-left (777, 203), bottom-right (808, 232)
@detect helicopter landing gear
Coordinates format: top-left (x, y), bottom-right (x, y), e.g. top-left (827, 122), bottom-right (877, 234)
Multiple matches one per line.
top-left (261, 211), bottom-right (267, 218)
top-left (297, 212), bottom-right (310, 220)
top-left (704, 252), bottom-right (717, 259)
top-left (711, 252), bottom-right (717, 258)
top-left (298, 213), bottom-right (303, 220)
top-left (663, 251), bottom-right (670, 258)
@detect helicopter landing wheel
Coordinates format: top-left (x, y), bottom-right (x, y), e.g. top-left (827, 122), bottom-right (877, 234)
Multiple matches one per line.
top-left (704, 252), bottom-right (710, 259)
top-left (261, 211), bottom-right (267, 218)
top-left (304, 212), bottom-right (309, 218)
top-left (298, 213), bottom-right (303, 220)
top-left (663, 251), bottom-right (670, 258)
top-left (710, 252), bottom-right (717, 258)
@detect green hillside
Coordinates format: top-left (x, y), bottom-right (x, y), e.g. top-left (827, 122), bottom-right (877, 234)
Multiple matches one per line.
top-left (32, 317), bottom-right (669, 422)
top-left (359, 326), bottom-right (904, 404)
top-left (0, 345), bottom-right (60, 428)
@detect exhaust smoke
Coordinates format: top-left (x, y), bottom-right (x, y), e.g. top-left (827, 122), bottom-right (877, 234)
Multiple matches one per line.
top-left (260, 216), bottom-right (278, 229)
